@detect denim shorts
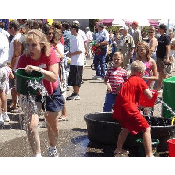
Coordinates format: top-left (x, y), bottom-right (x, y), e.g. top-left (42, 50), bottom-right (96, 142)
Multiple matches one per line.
top-left (36, 86), bottom-right (65, 112)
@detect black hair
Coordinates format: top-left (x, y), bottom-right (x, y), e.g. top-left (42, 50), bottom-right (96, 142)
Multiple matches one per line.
top-left (42, 23), bottom-right (51, 35)
top-left (0, 22), bottom-right (5, 29)
top-left (70, 22), bottom-right (79, 33)
top-left (61, 21), bottom-right (70, 30)
top-left (159, 24), bottom-right (167, 32)
top-left (9, 20), bottom-right (20, 31)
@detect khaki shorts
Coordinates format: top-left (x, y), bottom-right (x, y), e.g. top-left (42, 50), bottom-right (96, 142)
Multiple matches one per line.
top-left (156, 57), bottom-right (171, 75)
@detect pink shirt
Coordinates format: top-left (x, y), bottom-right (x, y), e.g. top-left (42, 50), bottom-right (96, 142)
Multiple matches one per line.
top-left (17, 47), bottom-right (60, 95)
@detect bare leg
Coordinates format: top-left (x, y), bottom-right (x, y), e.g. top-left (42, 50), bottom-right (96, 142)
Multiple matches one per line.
top-left (142, 127), bottom-right (154, 157)
top-left (156, 72), bottom-right (166, 91)
top-left (0, 91), bottom-right (7, 112)
top-left (26, 114), bottom-right (41, 155)
top-left (114, 128), bottom-right (129, 153)
top-left (45, 111), bottom-right (59, 147)
top-left (61, 105), bottom-right (68, 119)
top-left (73, 86), bottom-right (80, 94)
top-left (10, 87), bottom-right (17, 109)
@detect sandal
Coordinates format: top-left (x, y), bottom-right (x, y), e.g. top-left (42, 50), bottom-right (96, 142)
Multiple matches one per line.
top-left (10, 108), bottom-right (21, 113)
top-left (58, 116), bottom-right (68, 121)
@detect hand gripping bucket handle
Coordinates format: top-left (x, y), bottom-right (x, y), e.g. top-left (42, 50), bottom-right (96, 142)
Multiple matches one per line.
top-left (139, 89), bottom-right (158, 107)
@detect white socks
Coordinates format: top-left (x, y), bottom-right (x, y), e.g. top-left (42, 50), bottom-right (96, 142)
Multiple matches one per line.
top-left (35, 153), bottom-right (42, 157)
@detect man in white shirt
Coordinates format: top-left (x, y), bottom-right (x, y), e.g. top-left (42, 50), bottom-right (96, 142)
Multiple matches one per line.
top-left (0, 32), bottom-right (11, 124)
top-left (66, 22), bottom-right (85, 100)
top-left (8, 20), bottom-right (24, 112)
top-left (85, 27), bottom-right (93, 59)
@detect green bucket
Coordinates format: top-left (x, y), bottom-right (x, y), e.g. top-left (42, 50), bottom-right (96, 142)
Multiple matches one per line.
top-left (163, 76), bottom-right (175, 118)
top-left (136, 138), bottom-right (160, 157)
top-left (14, 69), bottom-right (44, 95)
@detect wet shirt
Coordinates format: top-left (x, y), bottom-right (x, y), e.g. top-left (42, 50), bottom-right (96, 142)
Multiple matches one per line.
top-left (156, 34), bottom-right (170, 59)
top-left (112, 75), bottom-right (149, 135)
top-left (105, 67), bottom-right (128, 94)
top-left (17, 47), bottom-right (60, 95)
top-left (117, 75), bottom-right (148, 104)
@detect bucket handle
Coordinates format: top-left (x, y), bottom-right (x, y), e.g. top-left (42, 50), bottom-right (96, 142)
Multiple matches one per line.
top-left (171, 116), bottom-right (175, 125)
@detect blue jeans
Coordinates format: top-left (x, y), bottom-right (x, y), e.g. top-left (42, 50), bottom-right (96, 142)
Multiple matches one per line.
top-left (93, 51), bottom-right (107, 77)
top-left (103, 92), bottom-right (117, 112)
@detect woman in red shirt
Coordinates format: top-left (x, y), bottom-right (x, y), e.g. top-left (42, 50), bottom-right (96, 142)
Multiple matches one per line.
top-left (17, 29), bottom-right (64, 157)
top-left (113, 60), bottom-right (154, 157)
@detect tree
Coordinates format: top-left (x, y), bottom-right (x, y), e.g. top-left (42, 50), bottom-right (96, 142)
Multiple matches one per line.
top-left (89, 19), bottom-right (99, 32)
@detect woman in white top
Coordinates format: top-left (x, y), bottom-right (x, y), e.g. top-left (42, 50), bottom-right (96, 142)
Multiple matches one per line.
top-left (148, 26), bottom-right (158, 61)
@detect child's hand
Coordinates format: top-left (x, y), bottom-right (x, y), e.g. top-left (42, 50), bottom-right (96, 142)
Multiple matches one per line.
top-left (115, 86), bottom-right (121, 94)
top-left (107, 84), bottom-right (112, 93)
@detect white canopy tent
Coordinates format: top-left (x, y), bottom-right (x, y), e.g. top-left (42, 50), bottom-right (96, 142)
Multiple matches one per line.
top-left (112, 19), bottom-right (126, 26)
top-left (123, 19), bottom-right (150, 26)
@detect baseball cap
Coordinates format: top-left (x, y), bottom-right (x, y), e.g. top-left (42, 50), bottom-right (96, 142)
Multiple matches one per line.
top-left (159, 24), bottom-right (167, 31)
top-left (120, 26), bottom-right (129, 30)
top-left (132, 21), bottom-right (139, 26)
top-left (97, 23), bottom-right (104, 28)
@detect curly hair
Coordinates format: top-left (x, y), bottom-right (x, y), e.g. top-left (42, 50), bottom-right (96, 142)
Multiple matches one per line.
top-left (25, 29), bottom-right (50, 57)
top-left (136, 41), bottom-right (151, 61)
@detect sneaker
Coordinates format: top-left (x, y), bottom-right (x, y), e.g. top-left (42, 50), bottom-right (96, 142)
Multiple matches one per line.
top-left (2, 113), bottom-right (10, 122)
top-left (0, 114), bottom-right (4, 125)
top-left (74, 94), bottom-right (81, 100)
top-left (48, 147), bottom-right (59, 157)
top-left (66, 93), bottom-right (80, 100)
top-left (96, 77), bottom-right (104, 81)
top-left (92, 75), bottom-right (100, 80)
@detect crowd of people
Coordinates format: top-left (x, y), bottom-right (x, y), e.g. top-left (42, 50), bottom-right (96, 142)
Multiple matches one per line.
top-left (0, 19), bottom-right (174, 157)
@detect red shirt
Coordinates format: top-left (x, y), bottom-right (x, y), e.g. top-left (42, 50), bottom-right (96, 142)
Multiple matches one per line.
top-left (113, 75), bottom-right (149, 135)
top-left (61, 36), bottom-right (64, 45)
top-left (17, 47), bottom-right (60, 95)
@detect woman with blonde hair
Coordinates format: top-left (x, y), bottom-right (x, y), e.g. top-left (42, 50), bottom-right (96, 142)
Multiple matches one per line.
top-left (17, 29), bottom-right (64, 157)
top-left (136, 41), bottom-right (158, 89)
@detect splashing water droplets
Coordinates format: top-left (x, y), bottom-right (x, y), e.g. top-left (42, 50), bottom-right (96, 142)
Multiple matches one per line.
top-left (18, 79), bottom-right (48, 130)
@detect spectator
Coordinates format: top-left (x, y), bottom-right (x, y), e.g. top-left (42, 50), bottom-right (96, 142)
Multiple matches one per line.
top-left (103, 52), bottom-right (128, 112)
top-left (148, 26), bottom-right (158, 61)
top-left (92, 22), bottom-right (109, 80)
top-left (118, 26), bottom-right (135, 71)
top-left (52, 29), bottom-right (68, 120)
top-left (132, 21), bottom-right (142, 47)
top-left (85, 27), bottom-right (93, 59)
top-left (52, 21), bottom-right (64, 45)
top-left (0, 21), bottom-right (10, 39)
top-left (169, 31), bottom-right (175, 69)
top-left (0, 33), bottom-right (13, 125)
top-left (66, 22), bottom-right (85, 100)
top-left (7, 20), bottom-right (24, 112)
top-left (156, 24), bottom-right (171, 92)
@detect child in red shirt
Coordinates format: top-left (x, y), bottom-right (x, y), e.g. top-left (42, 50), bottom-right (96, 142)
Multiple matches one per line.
top-left (113, 60), bottom-right (154, 157)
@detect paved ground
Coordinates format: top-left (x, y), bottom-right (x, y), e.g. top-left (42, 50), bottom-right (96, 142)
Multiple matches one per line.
top-left (0, 58), bottom-right (174, 157)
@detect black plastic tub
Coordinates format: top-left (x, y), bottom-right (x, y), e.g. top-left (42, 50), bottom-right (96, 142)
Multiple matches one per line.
top-left (84, 112), bottom-right (175, 152)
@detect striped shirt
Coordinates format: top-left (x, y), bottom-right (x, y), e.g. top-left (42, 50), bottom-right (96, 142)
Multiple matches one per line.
top-left (105, 67), bottom-right (128, 94)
